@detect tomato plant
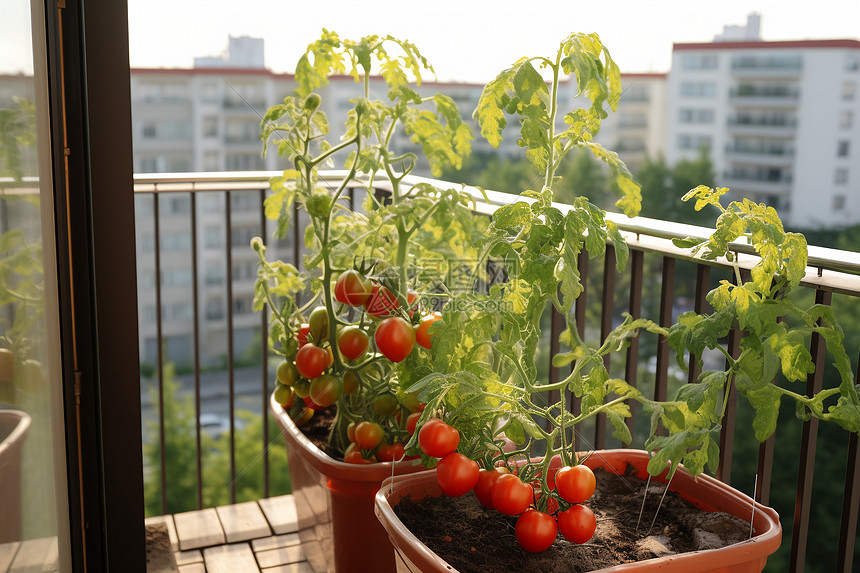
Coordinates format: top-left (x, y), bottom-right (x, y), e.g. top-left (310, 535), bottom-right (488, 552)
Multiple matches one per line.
top-left (515, 510), bottom-right (558, 553)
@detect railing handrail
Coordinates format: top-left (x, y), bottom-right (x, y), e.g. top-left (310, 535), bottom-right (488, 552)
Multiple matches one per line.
top-left (132, 171), bottom-right (860, 290)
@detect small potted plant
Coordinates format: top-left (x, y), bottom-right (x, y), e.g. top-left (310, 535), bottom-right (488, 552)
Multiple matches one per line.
top-left (370, 33), bottom-right (860, 572)
top-left (254, 30), bottom-right (487, 573)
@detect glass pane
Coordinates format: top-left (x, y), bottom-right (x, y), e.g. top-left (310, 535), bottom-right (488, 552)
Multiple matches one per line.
top-left (0, 0), bottom-right (70, 570)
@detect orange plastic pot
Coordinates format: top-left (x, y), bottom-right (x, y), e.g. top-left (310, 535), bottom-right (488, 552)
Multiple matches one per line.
top-left (271, 394), bottom-right (426, 573)
top-left (375, 449), bottom-right (782, 573)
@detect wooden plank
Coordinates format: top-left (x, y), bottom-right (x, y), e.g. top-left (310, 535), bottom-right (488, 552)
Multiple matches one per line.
top-left (9, 537), bottom-right (56, 572)
top-left (146, 515), bottom-right (179, 552)
top-left (261, 563), bottom-right (313, 573)
top-left (173, 508), bottom-right (225, 551)
top-left (257, 496), bottom-right (298, 535)
top-left (173, 550), bottom-right (203, 567)
top-left (0, 542), bottom-right (20, 572)
top-left (251, 534), bottom-right (301, 553)
top-left (216, 502), bottom-right (271, 544)
top-left (203, 543), bottom-right (259, 573)
top-left (255, 546), bottom-right (305, 569)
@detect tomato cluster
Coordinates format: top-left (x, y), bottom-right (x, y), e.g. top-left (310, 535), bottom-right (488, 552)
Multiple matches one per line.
top-left (416, 428), bottom-right (599, 555)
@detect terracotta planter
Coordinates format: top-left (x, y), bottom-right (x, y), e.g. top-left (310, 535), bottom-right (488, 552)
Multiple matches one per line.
top-left (0, 409), bottom-right (31, 543)
top-left (271, 394), bottom-right (426, 573)
top-left (375, 449), bottom-right (782, 573)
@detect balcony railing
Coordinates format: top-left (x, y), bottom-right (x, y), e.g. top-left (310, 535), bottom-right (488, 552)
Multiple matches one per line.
top-left (134, 171), bottom-right (860, 572)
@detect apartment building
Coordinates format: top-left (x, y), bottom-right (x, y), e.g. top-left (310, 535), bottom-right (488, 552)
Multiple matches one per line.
top-left (666, 38), bottom-right (860, 227)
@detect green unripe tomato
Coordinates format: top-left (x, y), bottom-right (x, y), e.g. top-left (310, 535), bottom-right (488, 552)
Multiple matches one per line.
top-left (273, 383), bottom-right (294, 407)
top-left (309, 375), bottom-right (341, 407)
top-left (372, 393), bottom-right (399, 417)
top-left (276, 360), bottom-right (299, 386)
top-left (308, 307), bottom-right (329, 343)
top-left (293, 378), bottom-right (311, 399)
top-left (342, 370), bottom-right (359, 395)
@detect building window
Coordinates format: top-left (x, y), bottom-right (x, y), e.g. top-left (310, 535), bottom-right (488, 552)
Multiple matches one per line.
top-left (682, 54), bottom-right (718, 70)
top-left (203, 116), bottom-right (218, 137)
top-left (205, 298), bottom-right (224, 321)
top-left (680, 82), bottom-right (716, 97)
top-left (835, 168), bottom-right (849, 185)
top-left (203, 151), bottom-right (221, 171)
top-left (205, 226), bottom-right (222, 248)
top-left (225, 153), bottom-right (266, 171)
top-left (847, 54), bottom-right (860, 72)
top-left (200, 82), bottom-right (219, 103)
top-left (142, 122), bottom-right (157, 138)
top-left (231, 225), bottom-right (259, 247)
top-left (232, 295), bottom-right (255, 315)
top-left (679, 108), bottom-right (715, 124)
top-left (843, 82), bottom-right (856, 101)
top-left (833, 195), bottom-right (846, 210)
top-left (677, 134), bottom-right (712, 150)
top-left (618, 112), bottom-right (647, 128)
top-left (838, 140), bottom-right (851, 157)
top-left (839, 111), bottom-right (853, 129)
top-left (139, 157), bottom-right (160, 173)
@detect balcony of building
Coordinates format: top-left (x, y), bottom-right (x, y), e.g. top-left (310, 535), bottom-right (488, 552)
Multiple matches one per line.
top-left (111, 171), bottom-right (860, 573)
top-left (730, 55), bottom-right (803, 77)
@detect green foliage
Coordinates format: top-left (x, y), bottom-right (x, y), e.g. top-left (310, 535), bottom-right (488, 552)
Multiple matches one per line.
top-left (637, 150), bottom-right (717, 225)
top-left (142, 365), bottom-right (290, 516)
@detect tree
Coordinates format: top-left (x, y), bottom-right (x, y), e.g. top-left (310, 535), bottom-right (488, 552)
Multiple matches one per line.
top-left (637, 149), bottom-right (717, 225)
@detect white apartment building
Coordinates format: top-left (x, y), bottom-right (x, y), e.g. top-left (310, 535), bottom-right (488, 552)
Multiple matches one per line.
top-left (666, 38), bottom-right (860, 228)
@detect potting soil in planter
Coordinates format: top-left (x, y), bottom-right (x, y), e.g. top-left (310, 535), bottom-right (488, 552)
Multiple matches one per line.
top-left (393, 464), bottom-right (752, 573)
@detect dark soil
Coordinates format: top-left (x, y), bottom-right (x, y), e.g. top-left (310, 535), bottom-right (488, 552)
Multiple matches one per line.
top-left (295, 405), bottom-right (338, 457)
top-left (393, 464), bottom-right (752, 573)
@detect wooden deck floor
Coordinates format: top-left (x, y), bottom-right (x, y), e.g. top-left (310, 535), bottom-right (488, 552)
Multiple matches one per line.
top-left (145, 495), bottom-right (311, 573)
top-left (0, 495), bottom-right (308, 572)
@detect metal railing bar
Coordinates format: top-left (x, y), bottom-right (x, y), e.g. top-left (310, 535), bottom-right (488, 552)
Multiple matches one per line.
top-left (836, 432), bottom-right (860, 573)
top-left (687, 264), bottom-right (711, 384)
top-left (226, 191), bottom-right (236, 504)
top-left (624, 249), bottom-right (644, 441)
top-left (756, 434), bottom-right (775, 505)
top-left (153, 195), bottom-right (168, 515)
top-left (572, 250), bottom-right (588, 452)
top-left (596, 245), bottom-right (616, 449)
top-left (789, 288), bottom-right (831, 572)
top-left (133, 172), bottom-right (860, 279)
top-left (260, 188), bottom-right (270, 499)
top-left (191, 192), bottom-right (203, 509)
top-left (653, 257), bottom-right (675, 403)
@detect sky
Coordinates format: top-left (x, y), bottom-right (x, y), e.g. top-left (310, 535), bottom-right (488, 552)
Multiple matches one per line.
top-left (1, 1), bottom-right (859, 79)
top-left (122, 0), bottom-right (860, 83)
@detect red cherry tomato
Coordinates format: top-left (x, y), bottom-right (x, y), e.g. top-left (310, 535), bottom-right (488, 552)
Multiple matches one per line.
top-left (295, 343), bottom-right (330, 379)
top-left (335, 270), bottom-right (372, 307)
top-left (516, 509), bottom-right (558, 553)
top-left (557, 504), bottom-right (596, 544)
top-left (337, 326), bottom-right (370, 360)
top-left (406, 290), bottom-right (419, 317)
top-left (346, 422), bottom-right (357, 443)
top-left (375, 317), bottom-right (415, 363)
top-left (415, 312), bottom-right (442, 349)
top-left (418, 419), bottom-right (460, 458)
top-left (436, 453), bottom-right (480, 497)
top-left (474, 468), bottom-right (507, 510)
top-left (555, 465), bottom-right (596, 504)
top-left (354, 421), bottom-right (384, 450)
top-left (492, 474), bottom-right (533, 516)
top-left (364, 285), bottom-right (399, 317)
top-left (297, 323), bottom-right (311, 347)
top-left (343, 443), bottom-right (374, 464)
top-left (376, 442), bottom-right (406, 462)
top-left (302, 396), bottom-right (324, 411)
